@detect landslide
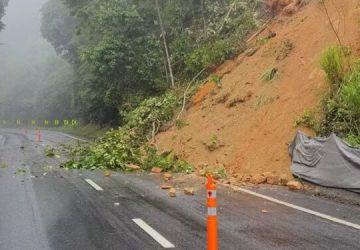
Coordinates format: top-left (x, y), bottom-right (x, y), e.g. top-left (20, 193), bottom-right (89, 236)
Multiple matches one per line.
top-left (155, 0), bottom-right (360, 179)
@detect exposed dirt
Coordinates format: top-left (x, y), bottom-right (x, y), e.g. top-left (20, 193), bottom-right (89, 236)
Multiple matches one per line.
top-left (156, 0), bottom-right (360, 179)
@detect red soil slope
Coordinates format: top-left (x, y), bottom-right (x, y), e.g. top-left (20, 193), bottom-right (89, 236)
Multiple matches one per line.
top-left (156, 0), bottom-right (360, 178)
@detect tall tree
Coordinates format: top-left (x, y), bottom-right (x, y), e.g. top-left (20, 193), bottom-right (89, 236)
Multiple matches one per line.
top-left (155, 0), bottom-right (175, 88)
top-left (0, 0), bottom-right (8, 31)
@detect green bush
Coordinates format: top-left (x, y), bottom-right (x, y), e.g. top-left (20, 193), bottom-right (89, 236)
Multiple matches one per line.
top-left (62, 90), bottom-right (194, 171)
top-left (185, 40), bottom-right (231, 75)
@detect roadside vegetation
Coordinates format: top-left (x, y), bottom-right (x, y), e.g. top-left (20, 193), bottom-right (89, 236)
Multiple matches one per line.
top-left (296, 45), bottom-right (360, 146)
top-left (62, 90), bottom-right (194, 172)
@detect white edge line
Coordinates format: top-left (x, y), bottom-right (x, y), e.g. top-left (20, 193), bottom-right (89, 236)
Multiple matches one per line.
top-left (84, 179), bottom-right (104, 191)
top-left (234, 187), bottom-right (360, 231)
top-left (59, 132), bottom-right (88, 142)
top-left (132, 218), bottom-right (175, 248)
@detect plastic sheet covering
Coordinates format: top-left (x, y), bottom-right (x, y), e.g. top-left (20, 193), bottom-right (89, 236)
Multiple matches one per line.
top-left (289, 131), bottom-right (360, 192)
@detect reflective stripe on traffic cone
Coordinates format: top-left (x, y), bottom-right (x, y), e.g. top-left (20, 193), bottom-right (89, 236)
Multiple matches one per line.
top-left (207, 175), bottom-right (218, 250)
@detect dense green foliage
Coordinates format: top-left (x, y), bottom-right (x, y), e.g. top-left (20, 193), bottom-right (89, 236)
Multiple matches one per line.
top-left (41, 0), bottom-right (263, 125)
top-left (317, 46), bottom-right (360, 146)
top-left (63, 90), bottom-right (193, 171)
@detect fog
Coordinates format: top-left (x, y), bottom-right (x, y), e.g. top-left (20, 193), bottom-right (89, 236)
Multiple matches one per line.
top-left (0, 0), bottom-right (71, 123)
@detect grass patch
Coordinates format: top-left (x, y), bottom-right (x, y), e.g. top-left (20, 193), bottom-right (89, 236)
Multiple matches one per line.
top-left (175, 119), bottom-right (188, 129)
top-left (254, 95), bottom-right (278, 109)
top-left (264, 39), bottom-right (294, 60)
top-left (294, 110), bottom-right (318, 131)
top-left (319, 46), bottom-right (347, 90)
top-left (0, 163), bottom-right (8, 169)
top-left (261, 67), bottom-right (278, 81)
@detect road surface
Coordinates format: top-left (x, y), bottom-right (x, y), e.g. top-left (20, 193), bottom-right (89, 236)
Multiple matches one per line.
top-left (0, 128), bottom-right (359, 250)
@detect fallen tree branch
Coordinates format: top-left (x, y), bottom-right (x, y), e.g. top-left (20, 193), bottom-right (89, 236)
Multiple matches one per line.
top-left (177, 67), bottom-right (208, 120)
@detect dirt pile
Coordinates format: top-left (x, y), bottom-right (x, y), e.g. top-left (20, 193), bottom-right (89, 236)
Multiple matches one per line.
top-left (155, 0), bottom-right (360, 179)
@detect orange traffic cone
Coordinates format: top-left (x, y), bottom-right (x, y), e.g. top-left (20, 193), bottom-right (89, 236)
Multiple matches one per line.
top-left (207, 175), bottom-right (218, 250)
top-left (36, 130), bottom-right (41, 142)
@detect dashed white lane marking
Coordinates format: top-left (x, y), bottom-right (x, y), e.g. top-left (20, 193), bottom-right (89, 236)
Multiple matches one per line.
top-left (132, 218), bottom-right (175, 248)
top-left (84, 179), bottom-right (104, 191)
top-left (234, 187), bottom-right (360, 231)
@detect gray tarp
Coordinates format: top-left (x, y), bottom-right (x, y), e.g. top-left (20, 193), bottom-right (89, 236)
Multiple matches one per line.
top-left (289, 131), bottom-right (360, 192)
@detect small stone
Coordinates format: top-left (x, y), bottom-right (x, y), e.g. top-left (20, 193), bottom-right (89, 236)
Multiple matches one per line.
top-left (104, 170), bottom-right (111, 177)
top-left (161, 184), bottom-right (172, 190)
top-left (114, 202), bottom-right (120, 206)
top-left (280, 175), bottom-right (289, 186)
top-left (261, 209), bottom-right (269, 213)
top-left (287, 180), bottom-right (303, 191)
top-left (267, 175), bottom-right (280, 185)
top-left (163, 173), bottom-right (173, 181)
top-left (241, 174), bottom-right (252, 182)
top-left (262, 172), bottom-right (273, 178)
top-left (151, 167), bottom-right (163, 174)
top-left (250, 174), bottom-right (266, 184)
top-left (169, 188), bottom-right (177, 197)
top-left (222, 179), bottom-right (231, 185)
top-left (127, 164), bottom-right (141, 171)
top-left (199, 169), bottom-right (207, 177)
top-left (198, 162), bottom-right (208, 168)
top-left (184, 187), bottom-right (195, 195)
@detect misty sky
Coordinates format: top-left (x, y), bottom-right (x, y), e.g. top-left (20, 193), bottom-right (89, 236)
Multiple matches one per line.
top-left (0, 0), bottom-right (51, 54)
top-left (0, 0), bottom-right (66, 120)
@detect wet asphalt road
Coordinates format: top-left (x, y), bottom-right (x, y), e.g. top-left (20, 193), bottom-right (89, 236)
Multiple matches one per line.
top-left (0, 128), bottom-right (359, 250)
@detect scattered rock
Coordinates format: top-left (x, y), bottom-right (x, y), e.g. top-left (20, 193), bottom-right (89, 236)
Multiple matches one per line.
top-left (222, 179), bottom-right (231, 185)
top-left (184, 187), bottom-right (195, 195)
top-left (287, 180), bottom-right (303, 191)
top-left (104, 170), bottom-right (112, 177)
top-left (161, 184), bottom-right (172, 190)
top-left (163, 173), bottom-right (173, 181)
top-left (114, 202), bottom-right (120, 206)
top-left (261, 209), bottom-right (269, 213)
top-left (216, 93), bottom-right (230, 104)
top-left (241, 174), bottom-right (252, 182)
top-left (226, 91), bottom-right (252, 108)
top-left (250, 174), bottom-right (266, 184)
top-left (266, 175), bottom-right (280, 185)
top-left (20, 146), bottom-right (25, 150)
top-left (279, 175), bottom-right (289, 186)
top-left (151, 167), bottom-right (163, 174)
top-left (283, 4), bottom-right (298, 15)
top-left (198, 162), bottom-right (208, 168)
top-left (169, 188), bottom-right (177, 197)
top-left (199, 168), bottom-right (207, 177)
top-left (127, 164), bottom-right (141, 171)
top-left (262, 172), bottom-right (274, 178)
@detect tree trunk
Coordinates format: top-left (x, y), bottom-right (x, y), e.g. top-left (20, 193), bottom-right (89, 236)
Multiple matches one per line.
top-left (155, 0), bottom-right (175, 88)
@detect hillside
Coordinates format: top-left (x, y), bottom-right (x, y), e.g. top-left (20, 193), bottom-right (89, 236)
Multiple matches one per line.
top-left (155, 0), bottom-right (360, 179)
